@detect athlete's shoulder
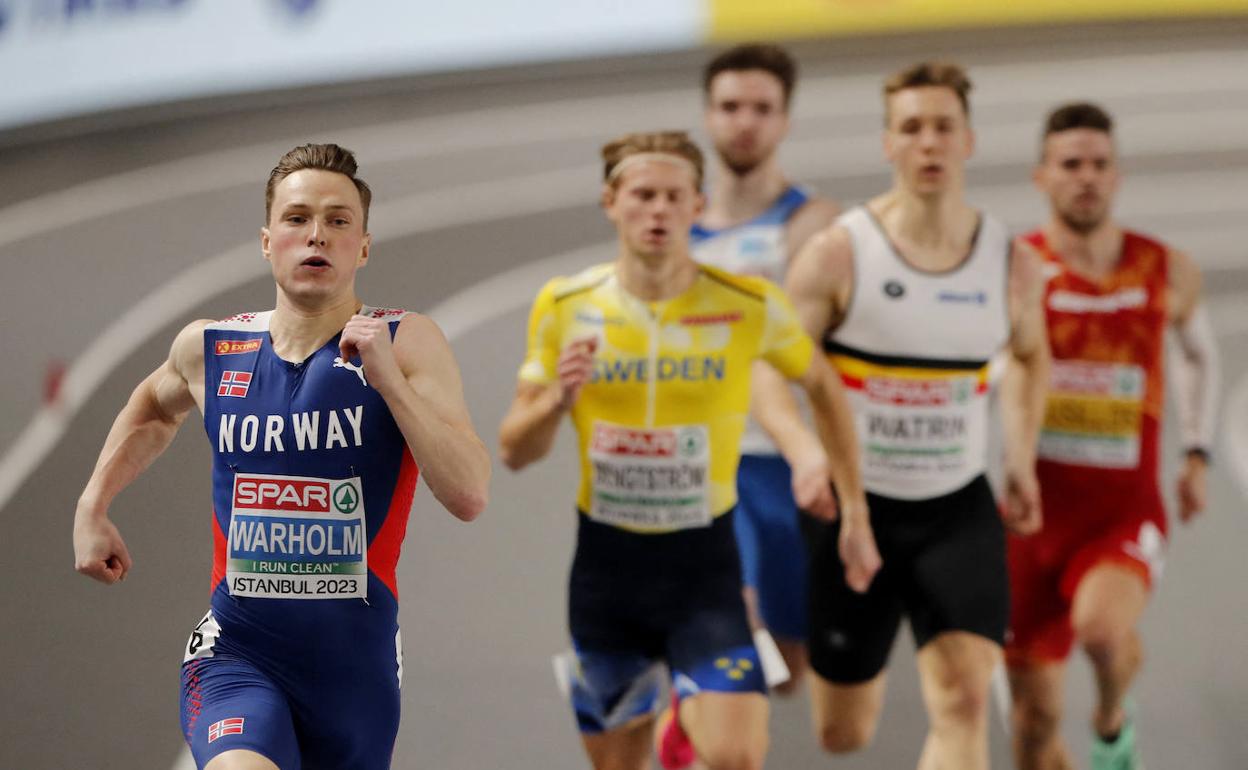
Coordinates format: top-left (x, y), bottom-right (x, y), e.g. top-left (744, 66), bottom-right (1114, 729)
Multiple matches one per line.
top-left (696, 263), bottom-right (770, 303)
top-left (205, 310), bottom-right (273, 332)
top-left (543, 263), bottom-right (614, 304)
top-left (360, 306), bottom-right (410, 325)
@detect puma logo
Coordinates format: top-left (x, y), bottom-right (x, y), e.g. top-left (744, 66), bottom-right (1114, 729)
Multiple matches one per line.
top-left (333, 357), bottom-right (367, 387)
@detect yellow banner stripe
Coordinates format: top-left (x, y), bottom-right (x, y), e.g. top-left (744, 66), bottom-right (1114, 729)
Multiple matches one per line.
top-left (709, 0), bottom-right (1248, 41)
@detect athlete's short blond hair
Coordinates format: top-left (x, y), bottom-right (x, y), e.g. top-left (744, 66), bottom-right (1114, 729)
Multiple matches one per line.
top-left (600, 131), bottom-right (705, 190)
top-left (883, 61), bottom-right (972, 124)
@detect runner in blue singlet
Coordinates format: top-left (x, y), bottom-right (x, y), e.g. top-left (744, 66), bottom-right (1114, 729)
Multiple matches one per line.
top-left (72, 143), bottom-right (491, 770)
top-left (692, 44), bottom-right (842, 695)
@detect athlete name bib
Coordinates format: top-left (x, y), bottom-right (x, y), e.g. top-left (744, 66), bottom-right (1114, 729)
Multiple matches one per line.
top-left (226, 472), bottom-right (368, 599)
top-left (588, 421), bottom-right (710, 531)
top-left (1039, 360), bottom-right (1144, 469)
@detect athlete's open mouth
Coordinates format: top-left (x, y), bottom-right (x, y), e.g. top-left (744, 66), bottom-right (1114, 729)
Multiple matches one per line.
top-left (648, 227), bottom-right (668, 239)
top-left (301, 257), bottom-right (330, 268)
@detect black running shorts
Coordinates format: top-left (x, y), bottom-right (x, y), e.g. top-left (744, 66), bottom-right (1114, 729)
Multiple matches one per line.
top-left (804, 475), bottom-right (1008, 684)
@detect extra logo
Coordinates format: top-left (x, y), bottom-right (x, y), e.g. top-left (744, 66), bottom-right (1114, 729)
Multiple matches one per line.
top-left (217, 371), bottom-right (252, 398)
top-left (207, 717), bottom-right (245, 743)
top-left (883, 280), bottom-right (906, 299)
top-left (333, 483), bottom-right (360, 514)
top-left (235, 477), bottom-right (331, 512)
top-left (215, 339), bottom-right (262, 356)
top-left (333, 357), bottom-right (367, 387)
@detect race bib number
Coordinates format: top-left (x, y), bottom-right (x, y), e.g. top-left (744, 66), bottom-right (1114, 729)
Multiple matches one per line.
top-left (1039, 361), bottom-right (1143, 468)
top-left (589, 422), bottom-right (710, 531)
top-left (858, 374), bottom-right (979, 480)
top-left (226, 472), bottom-right (367, 599)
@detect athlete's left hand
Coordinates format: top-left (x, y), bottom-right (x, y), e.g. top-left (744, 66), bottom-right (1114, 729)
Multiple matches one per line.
top-left (1177, 454), bottom-right (1208, 523)
top-left (1002, 464), bottom-right (1042, 536)
top-left (792, 455), bottom-right (838, 521)
top-left (340, 314), bottom-right (403, 390)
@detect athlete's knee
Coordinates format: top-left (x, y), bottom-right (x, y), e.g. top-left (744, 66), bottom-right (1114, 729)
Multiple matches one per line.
top-left (1011, 694), bottom-right (1062, 748)
top-left (697, 734), bottom-right (766, 770)
top-left (816, 716), bottom-right (876, 754)
top-left (1074, 618), bottom-right (1135, 667)
top-left (931, 676), bottom-right (991, 726)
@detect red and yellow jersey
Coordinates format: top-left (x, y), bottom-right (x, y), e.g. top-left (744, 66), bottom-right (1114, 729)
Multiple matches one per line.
top-left (1030, 229), bottom-right (1168, 491)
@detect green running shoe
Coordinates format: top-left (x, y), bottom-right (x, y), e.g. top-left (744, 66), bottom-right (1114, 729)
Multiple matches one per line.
top-left (1090, 713), bottom-right (1142, 770)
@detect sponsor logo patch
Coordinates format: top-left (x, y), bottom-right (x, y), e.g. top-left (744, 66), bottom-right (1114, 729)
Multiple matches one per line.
top-left (217, 371), bottom-right (252, 398)
top-left (679, 311), bottom-right (743, 326)
top-left (208, 717), bottom-right (244, 743)
top-left (215, 339), bottom-right (262, 356)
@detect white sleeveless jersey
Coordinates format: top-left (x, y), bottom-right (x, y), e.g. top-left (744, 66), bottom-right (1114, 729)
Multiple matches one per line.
top-left (692, 186), bottom-right (810, 456)
top-left (826, 206), bottom-right (1011, 500)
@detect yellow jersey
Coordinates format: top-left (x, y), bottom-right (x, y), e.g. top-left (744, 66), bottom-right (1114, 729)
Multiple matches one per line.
top-left (519, 262), bottom-right (814, 532)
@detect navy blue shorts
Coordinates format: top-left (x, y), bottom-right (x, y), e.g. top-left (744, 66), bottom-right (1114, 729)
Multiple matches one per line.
top-left (567, 510), bottom-right (766, 734)
top-left (734, 454), bottom-right (808, 640)
top-left (179, 609), bottom-right (401, 769)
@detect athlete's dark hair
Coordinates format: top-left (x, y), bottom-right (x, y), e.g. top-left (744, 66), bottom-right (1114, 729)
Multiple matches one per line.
top-left (1043, 102), bottom-right (1114, 139)
top-left (601, 131), bottom-right (705, 190)
top-left (882, 61), bottom-right (972, 123)
top-left (265, 143), bottom-right (372, 228)
top-left (703, 43), bottom-right (798, 108)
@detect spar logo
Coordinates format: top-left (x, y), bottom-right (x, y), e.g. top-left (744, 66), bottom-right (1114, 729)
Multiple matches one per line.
top-left (677, 427), bottom-right (706, 457)
top-left (592, 425), bottom-right (676, 457)
top-left (234, 476), bottom-right (331, 512)
top-left (215, 339), bottom-right (262, 355)
top-left (864, 376), bottom-right (977, 406)
top-left (333, 483), bottom-right (359, 514)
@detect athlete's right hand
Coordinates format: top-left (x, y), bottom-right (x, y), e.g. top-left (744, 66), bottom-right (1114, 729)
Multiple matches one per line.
top-left (556, 336), bottom-right (598, 410)
top-left (838, 511), bottom-right (882, 593)
top-left (73, 511), bottom-right (132, 585)
top-left (791, 456), bottom-right (838, 521)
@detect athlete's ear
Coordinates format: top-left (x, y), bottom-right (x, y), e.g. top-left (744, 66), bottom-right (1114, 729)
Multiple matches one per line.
top-left (260, 227), bottom-right (272, 262)
top-left (693, 191), bottom-right (706, 220)
top-left (881, 128), bottom-right (895, 163)
top-left (358, 232), bottom-right (371, 267)
top-left (600, 183), bottom-right (616, 212)
top-left (965, 126), bottom-right (976, 159)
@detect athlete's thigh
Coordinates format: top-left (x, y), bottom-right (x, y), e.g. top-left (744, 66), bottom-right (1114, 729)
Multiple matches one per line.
top-left (567, 644), bottom-right (666, 735)
top-left (181, 655), bottom-right (300, 770)
top-left (803, 511), bottom-right (904, 684)
top-left (205, 750), bottom-right (281, 770)
top-left (1006, 529), bottom-right (1076, 666)
top-left (679, 690), bottom-right (770, 761)
top-left (1070, 561), bottom-right (1149, 639)
top-left (809, 670), bottom-right (888, 741)
top-left (736, 454), bottom-right (807, 641)
top-left (580, 714), bottom-right (655, 770)
top-left (908, 478), bottom-right (1008, 648)
top-left (291, 658), bottom-right (402, 770)
top-left (666, 600), bottom-right (766, 701)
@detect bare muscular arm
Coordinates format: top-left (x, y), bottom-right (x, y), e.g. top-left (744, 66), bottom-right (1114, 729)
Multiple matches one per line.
top-left (73, 319), bottom-right (207, 584)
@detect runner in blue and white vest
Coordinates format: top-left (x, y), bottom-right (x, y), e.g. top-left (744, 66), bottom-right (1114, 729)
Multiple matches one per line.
top-left (691, 44), bottom-right (842, 695)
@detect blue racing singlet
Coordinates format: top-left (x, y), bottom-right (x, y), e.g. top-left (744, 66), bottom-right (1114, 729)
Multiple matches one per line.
top-left (195, 307), bottom-right (418, 659)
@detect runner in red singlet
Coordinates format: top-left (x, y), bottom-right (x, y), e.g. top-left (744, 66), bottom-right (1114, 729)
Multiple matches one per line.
top-left (1006, 103), bottom-right (1220, 770)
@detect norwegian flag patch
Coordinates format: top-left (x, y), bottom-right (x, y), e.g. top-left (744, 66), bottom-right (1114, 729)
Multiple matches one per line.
top-left (208, 717), bottom-right (245, 743)
top-left (217, 371), bottom-right (253, 398)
